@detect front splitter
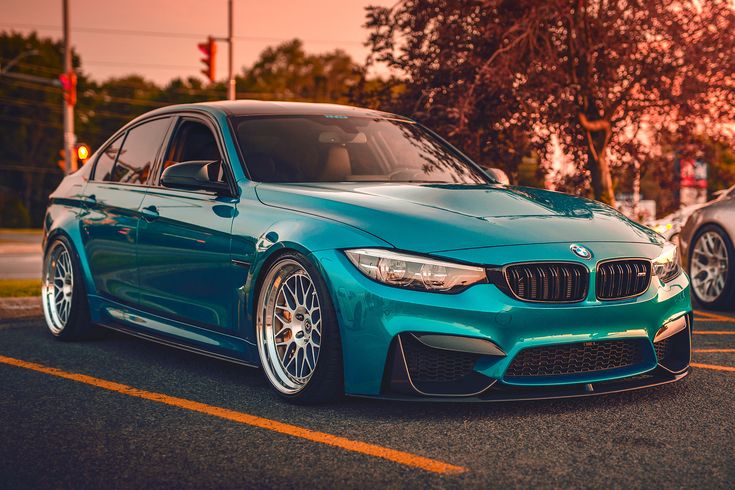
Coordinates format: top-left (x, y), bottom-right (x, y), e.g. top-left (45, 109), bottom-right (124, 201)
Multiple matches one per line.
top-left (352, 366), bottom-right (690, 403)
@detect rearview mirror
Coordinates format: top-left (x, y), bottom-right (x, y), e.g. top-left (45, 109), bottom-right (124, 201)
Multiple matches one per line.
top-left (160, 160), bottom-right (230, 195)
top-left (485, 167), bottom-right (510, 185)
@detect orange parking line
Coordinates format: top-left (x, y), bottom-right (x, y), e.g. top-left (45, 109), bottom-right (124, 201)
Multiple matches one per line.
top-left (0, 355), bottom-right (466, 475)
top-left (693, 331), bottom-right (735, 335)
top-left (694, 349), bottom-right (735, 353)
top-left (694, 310), bottom-right (735, 322)
top-left (691, 362), bottom-right (735, 373)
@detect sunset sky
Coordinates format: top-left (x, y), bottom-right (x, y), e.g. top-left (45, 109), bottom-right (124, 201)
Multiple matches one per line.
top-left (3, 0), bottom-right (391, 84)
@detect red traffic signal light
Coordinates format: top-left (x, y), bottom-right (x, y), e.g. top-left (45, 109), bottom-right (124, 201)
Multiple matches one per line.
top-left (198, 36), bottom-right (217, 83)
top-left (59, 71), bottom-right (77, 106)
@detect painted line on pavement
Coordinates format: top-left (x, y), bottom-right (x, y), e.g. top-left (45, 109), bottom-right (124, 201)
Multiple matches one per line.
top-left (694, 349), bottom-right (735, 353)
top-left (693, 331), bottom-right (735, 335)
top-left (691, 362), bottom-right (735, 373)
top-left (0, 355), bottom-right (466, 475)
top-left (694, 310), bottom-right (735, 322)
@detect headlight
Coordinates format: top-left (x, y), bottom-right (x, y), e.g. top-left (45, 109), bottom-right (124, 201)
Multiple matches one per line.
top-left (652, 241), bottom-right (682, 283)
top-left (652, 223), bottom-right (674, 235)
top-left (344, 248), bottom-right (487, 293)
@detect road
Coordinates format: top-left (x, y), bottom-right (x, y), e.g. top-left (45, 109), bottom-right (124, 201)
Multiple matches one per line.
top-left (0, 230), bottom-right (42, 279)
top-left (0, 311), bottom-right (733, 489)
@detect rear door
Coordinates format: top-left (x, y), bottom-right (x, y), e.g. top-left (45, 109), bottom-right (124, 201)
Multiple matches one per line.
top-left (136, 115), bottom-right (240, 332)
top-left (81, 117), bottom-right (173, 305)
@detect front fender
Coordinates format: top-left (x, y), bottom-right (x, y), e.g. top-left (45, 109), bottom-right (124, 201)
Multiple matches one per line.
top-left (231, 182), bottom-right (391, 343)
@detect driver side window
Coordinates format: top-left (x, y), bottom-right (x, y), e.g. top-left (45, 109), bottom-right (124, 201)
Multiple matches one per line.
top-left (161, 119), bottom-right (224, 181)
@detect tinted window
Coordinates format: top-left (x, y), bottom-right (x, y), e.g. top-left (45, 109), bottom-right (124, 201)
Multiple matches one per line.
top-left (161, 120), bottom-right (222, 174)
top-left (108, 118), bottom-right (171, 185)
top-left (232, 116), bottom-right (488, 184)
top-left (92, 135), bottom-right (123, 181)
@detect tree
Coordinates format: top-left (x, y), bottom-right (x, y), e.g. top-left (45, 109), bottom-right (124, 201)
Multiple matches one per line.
top-left (0, 31), bottom-right (75, 226)
top-left (239, 39), bottom-right (360, 102)
top-left (365, 0), bottom-right (735, 203)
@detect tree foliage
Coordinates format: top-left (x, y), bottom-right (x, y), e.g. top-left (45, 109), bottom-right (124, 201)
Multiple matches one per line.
top-left (238, 39), bottom-right (360, 102)
top-left (364, 0), bottom-right (735, 203)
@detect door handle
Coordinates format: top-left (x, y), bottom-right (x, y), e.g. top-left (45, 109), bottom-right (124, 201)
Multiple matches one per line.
top-left (141, 205), bottom-right (159, 221)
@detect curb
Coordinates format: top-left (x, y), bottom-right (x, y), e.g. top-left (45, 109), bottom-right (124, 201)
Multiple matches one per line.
top-left (0, 296), bottom-right (42, 320)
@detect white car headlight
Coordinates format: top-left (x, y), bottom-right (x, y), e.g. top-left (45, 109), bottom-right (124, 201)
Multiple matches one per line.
top-left (344, 248), bottom-right (487, 293)
top-left (652, 223), bottom-right (674, 235)
top-left (652, 241), bottom-right (682, 283)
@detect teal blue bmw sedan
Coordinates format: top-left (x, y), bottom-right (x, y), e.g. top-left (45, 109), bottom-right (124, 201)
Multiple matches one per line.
top-left (42, 101), bottom-right (692, 403)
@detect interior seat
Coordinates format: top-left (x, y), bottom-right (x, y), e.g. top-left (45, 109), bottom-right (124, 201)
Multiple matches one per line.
top-left (318, 146), bottom-right (352, 181)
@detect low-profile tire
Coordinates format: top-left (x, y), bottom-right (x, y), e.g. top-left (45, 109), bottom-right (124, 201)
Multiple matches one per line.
top-left (255, 251), bottom-right (343, 404)
top-left (42, 236), bottom-right (102, 340)
top-left (688, 224), bottom-right (735, 310)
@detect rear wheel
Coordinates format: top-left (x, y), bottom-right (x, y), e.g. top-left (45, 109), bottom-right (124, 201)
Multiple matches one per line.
top-left (42, 237), bottom-right (101, 340)
top-left (689, 225), bottom-right (735, 310)
top-left (255, 252), bottom-right (343, 404)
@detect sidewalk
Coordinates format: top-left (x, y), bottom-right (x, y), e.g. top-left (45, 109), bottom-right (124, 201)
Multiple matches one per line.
top-left (0, 229), bottom-right (42, 280)
top-left (0, 297), bottom-right (42, 321)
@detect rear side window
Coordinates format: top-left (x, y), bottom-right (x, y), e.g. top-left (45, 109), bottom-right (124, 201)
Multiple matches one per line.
top-left (107, 118), bottom-right (171, 185)
top-left (92, 135), bottom-right (123, 181)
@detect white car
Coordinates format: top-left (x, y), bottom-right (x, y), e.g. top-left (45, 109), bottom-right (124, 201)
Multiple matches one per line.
top-left (645, 186), bottom-right (735, 246)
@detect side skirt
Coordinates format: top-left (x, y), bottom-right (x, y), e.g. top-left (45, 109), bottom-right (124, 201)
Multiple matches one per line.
top-left (98, 321), bottom-right (259, 369)
top-left (88, 294), bottom-right (259, 368)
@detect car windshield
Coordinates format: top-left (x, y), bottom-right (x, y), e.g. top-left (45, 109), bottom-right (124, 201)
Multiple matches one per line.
top-left (231, 115), bottom-right (490, 184)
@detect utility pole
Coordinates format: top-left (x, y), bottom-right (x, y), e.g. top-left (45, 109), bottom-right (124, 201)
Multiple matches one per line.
top-left (227, 0), bottom-right (235, 100)
top-left (62, 0), bottom-right (76, 174)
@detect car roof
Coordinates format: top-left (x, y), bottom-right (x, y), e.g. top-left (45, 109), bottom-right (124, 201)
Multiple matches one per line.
top-left (136, 100), bottom-right (411, 122)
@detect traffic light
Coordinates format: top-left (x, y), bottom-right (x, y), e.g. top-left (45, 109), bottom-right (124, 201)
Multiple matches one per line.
top-left (59, 71), bottom-right (77, 106)
top-left (57, 149), bottom-right (66, 172)
top-left (198, 36), bottom-right (217, 82)
top-left (76, 143), bottom-right (91, 164)
top-left (56, 144), bottom-right (89, 173)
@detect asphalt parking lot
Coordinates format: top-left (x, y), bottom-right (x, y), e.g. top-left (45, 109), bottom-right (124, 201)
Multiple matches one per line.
top-left (1, 310), bottom-right (733, 489)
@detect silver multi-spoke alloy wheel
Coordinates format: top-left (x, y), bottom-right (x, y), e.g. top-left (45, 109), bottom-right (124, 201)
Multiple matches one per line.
top-left (257, 259), bottom-right (323, 395)
top-left (42, 241), bottom-right (74, 335)
top-left (691, 231), bottom-right (730, 303)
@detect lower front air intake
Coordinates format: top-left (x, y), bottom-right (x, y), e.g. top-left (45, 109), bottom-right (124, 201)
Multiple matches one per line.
top-left (385, 333), bottom-right (500, 397)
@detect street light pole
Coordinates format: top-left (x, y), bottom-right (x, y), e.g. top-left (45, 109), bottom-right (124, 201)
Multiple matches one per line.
top-left (227, 0), bottom-right (235, 100)
top-left (62, 0), bottom-right (75, 174)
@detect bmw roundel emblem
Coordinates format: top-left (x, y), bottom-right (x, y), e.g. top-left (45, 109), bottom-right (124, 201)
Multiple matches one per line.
top-left (570, 244), bottom-right (592, 260)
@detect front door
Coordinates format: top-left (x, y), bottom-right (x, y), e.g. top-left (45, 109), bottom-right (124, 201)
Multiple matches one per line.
top-left (137, 117), bottom-right (239, 332)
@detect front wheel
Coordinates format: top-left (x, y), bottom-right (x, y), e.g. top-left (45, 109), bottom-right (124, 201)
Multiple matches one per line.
top-left (689, 225), bottom-right (735, 310)
top-left (255, 252), bottom-right (343, 404)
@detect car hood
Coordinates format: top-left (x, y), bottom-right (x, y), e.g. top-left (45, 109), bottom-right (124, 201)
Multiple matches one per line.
top-left (254, 183), bottom-right (662, 253)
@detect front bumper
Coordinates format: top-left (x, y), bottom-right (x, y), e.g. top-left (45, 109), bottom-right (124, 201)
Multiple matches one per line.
top-left (312, 244), bottom-right (692, 399)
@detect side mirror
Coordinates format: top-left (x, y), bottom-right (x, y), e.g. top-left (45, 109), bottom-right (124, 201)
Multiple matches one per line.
top-left (160, 160), bottom-right (230, 195)
top-left (486, 167), bottom-right (510, 185)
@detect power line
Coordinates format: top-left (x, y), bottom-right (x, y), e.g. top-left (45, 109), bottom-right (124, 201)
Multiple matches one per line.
top-left (0, 113), bottom-right (63, 129)
top-left (0, 22), bottom-right (364, 46)
top-left (2, 66), bottom-right (309, 101)
top-left (0, 163), bottom-right (59, 174)
top-left (85, 60), bottom-right (199, 71)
